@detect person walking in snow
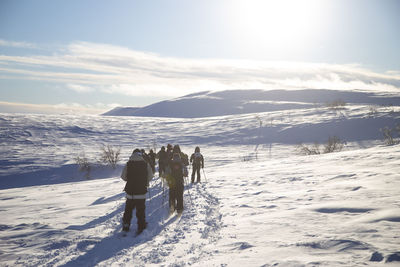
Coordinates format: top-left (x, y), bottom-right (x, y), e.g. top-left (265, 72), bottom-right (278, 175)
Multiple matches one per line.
top-left (148, 149), bottom-right (156, 174)
top-left (121, 149), bottom-right (153, 234)
top-left (190, 146), bottom-right (204, 183)
top-left (172, 144), bottom-right (189, 166)
top-left (166, 143), bottom-right (173, 161)
top-left (167, 152), bottom-right (187, 214)
top-left (157, 146), bottom-right (167, 177)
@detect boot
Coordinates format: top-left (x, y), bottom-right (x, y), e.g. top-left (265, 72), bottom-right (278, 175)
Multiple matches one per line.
top-left (137, 222), bottom-right (147, 235)
top-left (122, 223), bottom-right (130, 232)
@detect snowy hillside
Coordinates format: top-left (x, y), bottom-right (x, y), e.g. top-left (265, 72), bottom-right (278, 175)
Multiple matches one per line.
top-left (102, 89), bottom-right (400, 118)
top-left (1, 91), bottom-right (400, 266)
top-left (102, 107), bottom-right (141, 116)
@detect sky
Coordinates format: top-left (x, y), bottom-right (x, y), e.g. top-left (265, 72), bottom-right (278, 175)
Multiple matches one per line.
top-left (0, 0), bottom-right (399, 114)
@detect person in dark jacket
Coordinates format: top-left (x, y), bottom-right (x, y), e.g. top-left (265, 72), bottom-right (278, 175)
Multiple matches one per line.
top-left (190, 146), bottom-right (204, 183)
top-left (148, 149), bottom-right (156, 173)
top-left (121, 149), bottom-right (153, 234)
top-left (172, 144), bottom-right (189, 166)
top-left (141, 149), bottom-right (151, 164)
top-left (157, 146), bottom-right (167, 176)
top-left (167, 152), bottom-right (187, 213)
top-left (166, 144), bottom-right (173, 161)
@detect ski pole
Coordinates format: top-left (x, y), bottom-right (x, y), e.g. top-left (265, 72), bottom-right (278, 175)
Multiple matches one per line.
top-left (202, 168), bottom-right (208, 183)
top-left (148, 180), bottom-right (152, 205)
top-left (162, 177), bottom-right (165, 208)
top-left (184, 175), bottom-right (193, 205)
top-left (188, 164), bottom-right (192, 183)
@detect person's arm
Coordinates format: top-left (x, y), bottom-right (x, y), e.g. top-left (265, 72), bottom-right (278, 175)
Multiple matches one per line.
top-left (201, 155), bottom-right (204, 168)
top-left (121, 163), bottom-right (128, 181)
top-left (146, 162), bottom-right (153, 185)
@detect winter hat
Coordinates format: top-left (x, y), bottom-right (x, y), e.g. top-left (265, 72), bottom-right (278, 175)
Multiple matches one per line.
top-left (195, 146), bottom-right (200, 153)
top-left (173, 145), bottom-right (181, 153)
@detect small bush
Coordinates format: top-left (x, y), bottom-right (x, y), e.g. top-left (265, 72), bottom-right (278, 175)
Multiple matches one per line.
top-left (297, 136), bottom-right (344, 155)
top-left (381, 126), bottom-right (399, 145)
top-left (99, 144), bottom-right (121, 169)
top-left (297, 143), bottom-right (321, 155)
top-left (326, 99), bottom-right (346, 110)
top-left (75, 153), bottom-right (91, 179)
top-left (324, 136), bottom-right (344, 153)
top-left (368, 106), bottom-right (378, 118)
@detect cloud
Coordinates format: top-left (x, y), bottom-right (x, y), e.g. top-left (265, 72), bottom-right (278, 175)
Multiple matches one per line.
top-left (0, 39), bottom-right (38, 49)
top-left (0, 101), bottom-right (110, 115)
top-left (0, 40), bottom-right (399, 98)
top-left (67, 84), bottom-right (95, 93)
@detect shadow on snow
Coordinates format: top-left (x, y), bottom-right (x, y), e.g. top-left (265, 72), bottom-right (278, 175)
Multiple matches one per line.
top-left (60, 177), bottom-right (180, 266)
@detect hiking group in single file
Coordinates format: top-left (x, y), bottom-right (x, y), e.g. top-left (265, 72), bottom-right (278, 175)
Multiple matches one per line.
top-left (120, 144), bottom-right (205, 235)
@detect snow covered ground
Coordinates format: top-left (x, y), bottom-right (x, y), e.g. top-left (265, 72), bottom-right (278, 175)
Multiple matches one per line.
top-left (1, 94), bottom-right (400, 266)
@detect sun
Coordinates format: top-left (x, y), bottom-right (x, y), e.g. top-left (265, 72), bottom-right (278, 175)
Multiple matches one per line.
top-left (228, 0), bottom-right (324, 53)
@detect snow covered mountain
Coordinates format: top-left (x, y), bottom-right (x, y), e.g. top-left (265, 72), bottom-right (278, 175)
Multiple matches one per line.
top-left (1, 89), bottom-right (400, 266)
top-left (102, 106), bottom-right (140, 116)
top-left (102, 89), bottom-right (400, 118)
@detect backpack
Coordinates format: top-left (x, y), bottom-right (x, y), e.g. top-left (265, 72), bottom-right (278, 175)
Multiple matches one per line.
top-left (194, 152), bottom-right (202, 166)
top-left (171, 153), bottom-right (188, 177)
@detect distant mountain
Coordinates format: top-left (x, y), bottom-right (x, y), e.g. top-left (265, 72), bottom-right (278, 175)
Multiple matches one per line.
top-left (102, 106), bottom-right (140, 116)
top-left (102, 89), bottom-right (400, 118)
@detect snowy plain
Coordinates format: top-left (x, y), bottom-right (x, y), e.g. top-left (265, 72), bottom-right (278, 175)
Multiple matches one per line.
top-left (1, 89), bottom-right (400, 266)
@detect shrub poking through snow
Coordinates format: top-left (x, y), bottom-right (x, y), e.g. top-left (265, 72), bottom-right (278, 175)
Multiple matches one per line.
top-left (297, 142), bottom-right (321, 155)
top-left (297, 136), bottom-right (344, 155)
top-left (381, 125), bottom-right (400, 145)
top-left (324, 136), bottom-right (344, 153)
top-left (368, 105), bottom-right (378, 118)
top-left (326, 99), bottom-right (346, 110)
top-left (74, 153), bottom-right (91, 179)
top-left (99, 144), bottom-right (121, 169)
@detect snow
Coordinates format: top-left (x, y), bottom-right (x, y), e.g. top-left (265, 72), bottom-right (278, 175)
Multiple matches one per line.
top-left (102, 89), bottom-right (400, 118)
top-left (1, 90), bottom-right (400, 266)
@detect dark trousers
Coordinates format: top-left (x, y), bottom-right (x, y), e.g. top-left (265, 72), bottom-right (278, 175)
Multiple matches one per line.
top-left (122, 198), bottom-right (146, 230)
top-left (191, 165), bottom-right (201, 183)
top-left (159, 162), bottom-right (166, 176)
top-left (169, 183), bottom-right (184, 211)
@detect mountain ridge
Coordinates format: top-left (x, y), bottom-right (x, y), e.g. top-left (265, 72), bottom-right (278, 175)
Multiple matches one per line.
top-left (102, 89), bottom-right (400, 118)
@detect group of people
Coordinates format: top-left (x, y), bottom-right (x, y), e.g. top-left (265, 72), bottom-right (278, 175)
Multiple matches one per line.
top-left (120, 144), bottom-right (205, 234)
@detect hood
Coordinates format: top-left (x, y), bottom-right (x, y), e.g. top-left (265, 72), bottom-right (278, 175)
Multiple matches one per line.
top-left (129, 152), bottom-right (144, 161)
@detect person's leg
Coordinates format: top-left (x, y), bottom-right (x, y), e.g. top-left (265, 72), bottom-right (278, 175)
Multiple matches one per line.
top-left (191, 165), bottom-right (196, 183)
top-left (159, 163), bottom-right (165, 176)
top-left (122, 199), bottom-right (134, 231)
top-left (169, 187), bottom-right (176, 212)
top-left (135, 199), bottom-right (146, 233)
top-left (176, 183), bottom-right (184, 212)
top-left (196, 166), bottom-right (201, 183)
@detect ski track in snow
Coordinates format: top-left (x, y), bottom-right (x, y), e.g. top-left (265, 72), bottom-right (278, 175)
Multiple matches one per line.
top-left (1, 103), bottom-right (400, 266)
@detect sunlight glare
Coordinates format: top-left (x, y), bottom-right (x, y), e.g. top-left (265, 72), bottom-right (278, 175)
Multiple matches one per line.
top-left (229, 0), bottom-right (324, 52)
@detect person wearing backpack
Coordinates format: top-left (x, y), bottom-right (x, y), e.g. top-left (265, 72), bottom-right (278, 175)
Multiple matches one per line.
top-left (166, 143), bottom-right (173, 161)
top-left (120, 149), bottom-right (153, 234)
top-left (148, 149), bottom-right (156, 173)
top-left (167, 152), bottom-right (187, 214)
top-left (157, 146), bottom-right (167, 177)
top-left (172, 144), bottom-right (189, 166)
top-left (190, 146), bottom-right (204, 183)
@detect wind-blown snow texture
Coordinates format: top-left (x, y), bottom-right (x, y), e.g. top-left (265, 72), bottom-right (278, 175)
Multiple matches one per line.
top-left (1, 89), bottom-right (400, 266)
